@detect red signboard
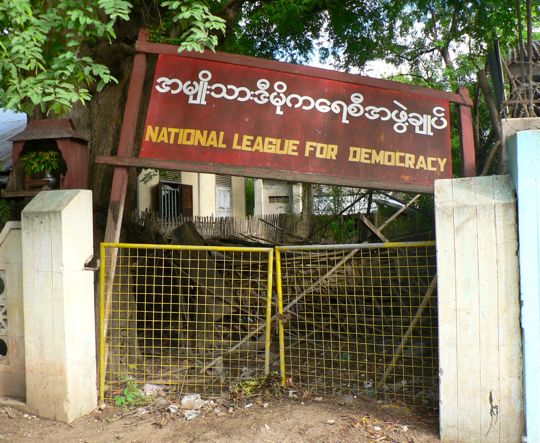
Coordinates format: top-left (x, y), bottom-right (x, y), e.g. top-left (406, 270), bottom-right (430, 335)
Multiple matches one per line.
top-left (140, 54), bottom-right (453, 192)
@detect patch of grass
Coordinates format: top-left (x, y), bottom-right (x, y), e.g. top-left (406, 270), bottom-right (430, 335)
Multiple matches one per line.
top-left (113, 377), bottom-right (150, 408)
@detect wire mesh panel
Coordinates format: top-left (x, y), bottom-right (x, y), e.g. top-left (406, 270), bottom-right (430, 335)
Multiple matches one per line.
top-left (275, 242), bottom-right (438, 408)
top-left (100, 243), bottom-right (273, 402)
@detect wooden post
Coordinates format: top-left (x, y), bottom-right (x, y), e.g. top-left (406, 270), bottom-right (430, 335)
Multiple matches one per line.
top-left (102, 30), bottom-right (149, 372)
top-left (104, 29), bottom-right (149, 245)
top-left (458, 87), bottom-right (476, 177)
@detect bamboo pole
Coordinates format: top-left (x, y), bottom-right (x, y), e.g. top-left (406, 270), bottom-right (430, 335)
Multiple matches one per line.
top-left (377, 275), bottom-right (438, 388)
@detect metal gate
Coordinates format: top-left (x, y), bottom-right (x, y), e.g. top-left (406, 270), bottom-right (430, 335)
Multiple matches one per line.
top-left (99, 243), bottom-right (274, 402)
top-left (276, 242), bottom-right (438, 407)
top-left (100, 241), bottom-right (437, 408)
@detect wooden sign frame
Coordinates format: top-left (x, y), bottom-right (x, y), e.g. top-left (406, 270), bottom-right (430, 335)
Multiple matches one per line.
top-left (97, 29), bottom-right (475, 245)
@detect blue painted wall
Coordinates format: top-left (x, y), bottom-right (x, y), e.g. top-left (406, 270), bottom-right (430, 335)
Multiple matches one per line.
top-left (507, 129), bottom-right (540, 442)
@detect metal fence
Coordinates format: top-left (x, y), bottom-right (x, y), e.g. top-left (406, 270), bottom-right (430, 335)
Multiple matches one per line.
top-left (100, 241), bottom-right (438, 408)
top-left (275, 242), bottom-right (438, 407)
top-left (99, 243), bottom-right (274, 402)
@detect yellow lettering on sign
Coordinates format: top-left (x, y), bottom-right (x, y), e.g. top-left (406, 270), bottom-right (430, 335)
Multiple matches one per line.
top-left (405, 153), bottom-right (415, 169)
top-left (371, 150), bottom-right (384, 165)
top-left (304, 141), bottom-right (338, 159)
top-left (396, 152), bottom-right (405, 167)
top-left (157, 127), bottom-right (169, 143)
top-left (287, 140), bottom-right (299, 156)
top-left (384, 151), bottom-right (395, 166)
top-left (232, 133), bottom-right (241, 149)
top-left (275, 139), bottom-right (286, 154)
top-left (167, 127), bottom-right (179, 144)
top-left (437, 157), bottom-right (447, 172)
top-left (415, 156), bottom-right (427, 170)
top-left (360, 148), bottom-right (370, 164)
top-left (182, 129), bottom-right (195, 145)
top-left (348, 146), bottom-right (449, 173)
top-left (194, 130), bottom-right (207, 146)
top-left (145, 125), bottom-right (159, 142)
top-left (231, 133), bottom-right (299, 156)
top-left (206, 131), bottom-right (217, 147)
top-left (427, 157), bottom-right (438, 171)
top-left (349, 146), bottom-right (361, 161)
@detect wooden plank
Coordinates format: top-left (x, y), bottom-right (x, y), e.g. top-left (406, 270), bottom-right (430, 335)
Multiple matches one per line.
top-left (493, 175), bottom-right (523, 442)
top-left (95, 155), bottom-right (437, 194)
top-left (434, 178), bottom-right (458, 442)
top-left (459, 87), bottom-right (476, 177)
top-left (452, 178), bottom-right (482, 441)
top-left (475, 176), bottom-right (501, 442)
top-left (104, 48), bottom-right (149, 245)
top-left (377, 194), bottom-right (421, 233)
top-left (359, 214), bottom-right (389, 242)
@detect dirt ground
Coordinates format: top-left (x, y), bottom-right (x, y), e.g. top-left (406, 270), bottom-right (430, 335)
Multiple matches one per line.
top-left (0, 394), bottom-right (440, 443)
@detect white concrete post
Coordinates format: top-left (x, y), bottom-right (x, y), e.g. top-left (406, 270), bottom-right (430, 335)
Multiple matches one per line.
top-left (507, 130), bottom-right (540, 443)
top-left (435, 176), bottom-right (523, 442)
top-left (22, 190), bottom-right (96, 423)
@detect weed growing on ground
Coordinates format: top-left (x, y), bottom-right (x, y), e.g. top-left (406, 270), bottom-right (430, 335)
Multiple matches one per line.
top-left (113, 377), bottom-right (150, 408)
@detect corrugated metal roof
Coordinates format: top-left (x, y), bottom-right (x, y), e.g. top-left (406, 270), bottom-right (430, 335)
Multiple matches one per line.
top-left (508, 40), bottom-right (540, 64)
top-left (10, 118), bottom-right (87, 142)
top-left (0, 109), bottom-right (27, 171)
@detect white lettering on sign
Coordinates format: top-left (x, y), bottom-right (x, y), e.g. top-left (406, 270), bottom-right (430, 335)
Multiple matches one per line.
top-left (154, 70), bottom-right (448, 136)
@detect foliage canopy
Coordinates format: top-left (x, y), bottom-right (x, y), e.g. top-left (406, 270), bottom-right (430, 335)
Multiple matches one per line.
top-left (0, 0), bottom-right (225, 116)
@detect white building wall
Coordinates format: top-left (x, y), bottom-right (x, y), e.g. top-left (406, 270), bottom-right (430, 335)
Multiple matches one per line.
top-left (254, 179), bottom-right (295, 215)
top-left (198, 173), bottom-right (217, 216)
top-left (232, 176), bottom-right (246, 217)
top-left (137, 168), bottom-right (159, 213)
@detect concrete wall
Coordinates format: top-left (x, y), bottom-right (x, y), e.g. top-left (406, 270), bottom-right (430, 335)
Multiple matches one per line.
top-left (232, 176), bottom-right (246, 217)
top-left (22, 190), bottom-right (96, 423)
top-left (254, 179), bottom-right (297, 215)
top-left (198, 173), bottom-right (217, 216)
top-left (435, 176), bottom-right (523, 442)
top-left (0, 222), bottom-right (24, 400)
top-left (137, 168), bottom-right (159, 213)
top-left (507, 129), bottom-right (540, 443)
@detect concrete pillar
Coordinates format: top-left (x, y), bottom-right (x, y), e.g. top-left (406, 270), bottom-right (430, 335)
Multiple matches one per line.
top-left (21, 190), bottom-right (96, 423)
top-left (435, 176), bottom-right (523, 442)
top-left (232, 176), bottom-right (246, 217)
top-left (254, 178), bottom-right (264, 215)
top-left (199, 173), bottom-right (216, 216)
top-left (501, 118), bottom-right (540, 173)
top-left (507, 130), bottom-right (540, 443)
top-left (0, 222), bottom-right (24, 400)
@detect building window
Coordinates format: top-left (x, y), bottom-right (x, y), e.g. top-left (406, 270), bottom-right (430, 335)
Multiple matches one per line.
top-left (158, 181), bottom-right (193, 219)
top-left (269, 196), bottom-right (290, 204)
top-left (216, 175), bottom-right (232, 217)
